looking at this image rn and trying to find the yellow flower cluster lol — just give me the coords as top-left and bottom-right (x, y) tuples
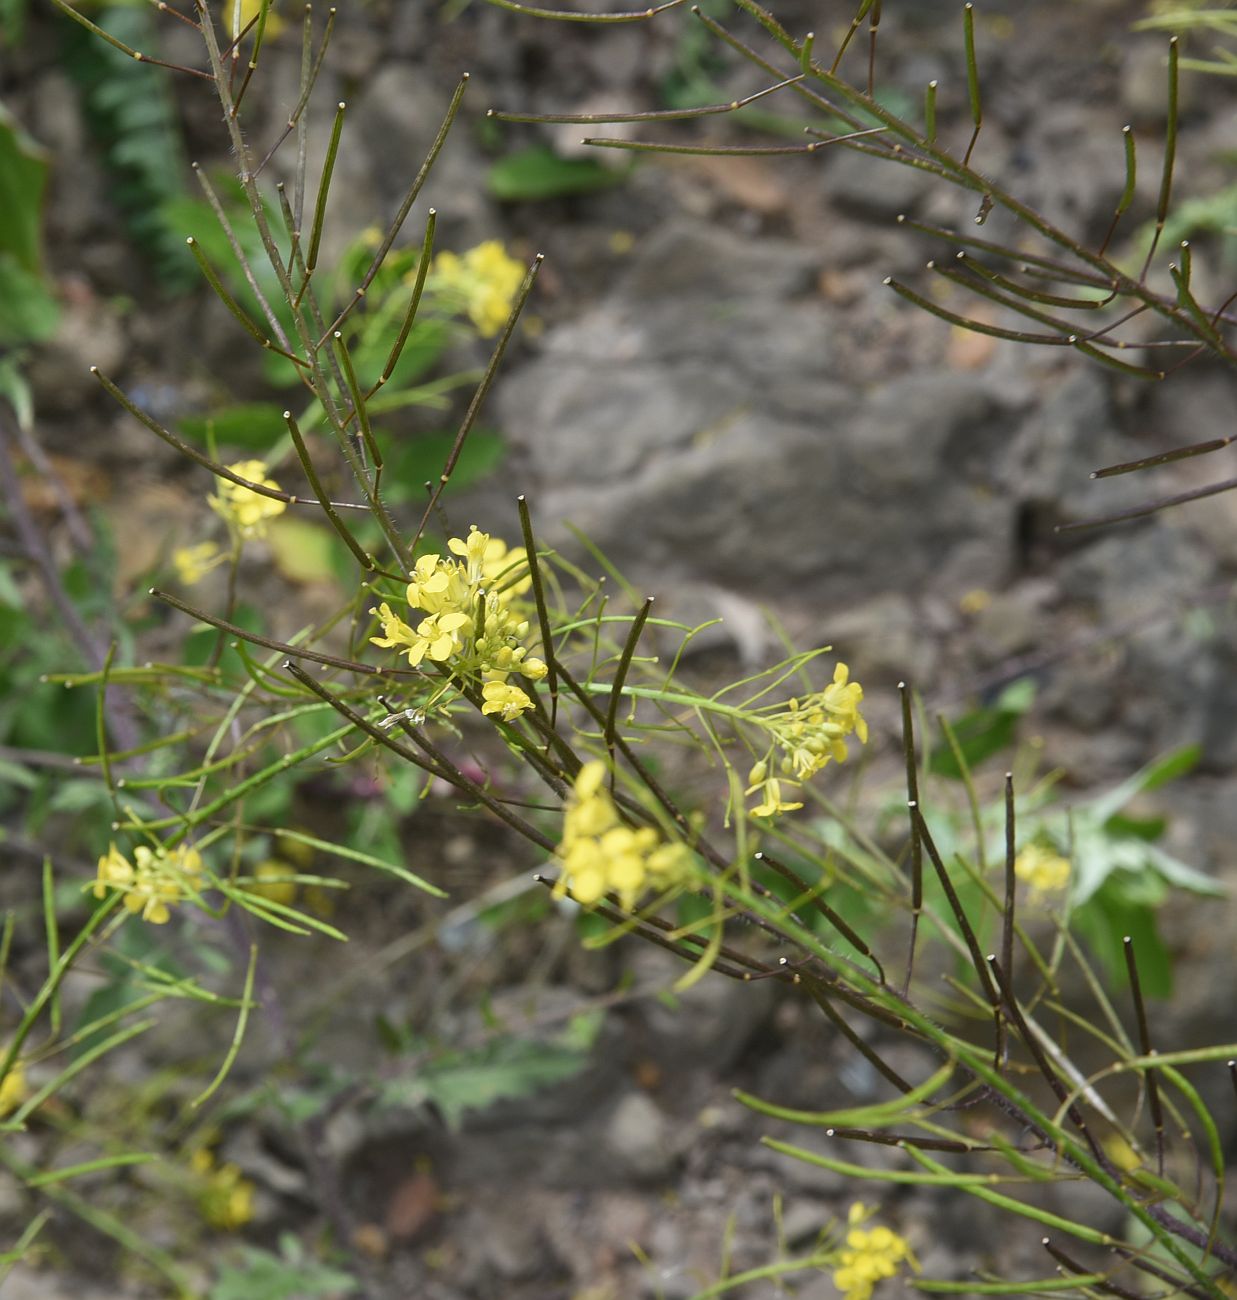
(833, 1204), (916, 1300)
(371, 526), (547, 720)
(172, 540), (225, 586)
(94, 843), (204, 925)
(1014, 843), (1071, 901)
(192, 1147), (256, 1231)
(746, 663), (868, 817)
(432, 240), (525, 338)
(553, 762), (693, 910)
(209, 460), (287, 540)
(0, 1056), (27, 1119)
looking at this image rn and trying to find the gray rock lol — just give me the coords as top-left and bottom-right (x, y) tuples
(1049, 524), (1217, 752)
(1005, 369), (1144, 524)
(630, 946), (776, 1075)
(823, 144), (939, 220)
(336, 63), (497, 253)
(477, 1205), (550, 1281)
(603, 1091), (679, 1182)
(1122, 38), (1206, 125)
(780, 1198), (833, 1247)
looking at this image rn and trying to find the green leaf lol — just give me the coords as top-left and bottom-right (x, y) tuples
(1103, 812), (1166, 842)
(209, 1237), (358, 1300)
(0, 759), (37, 792)
(1140, 843), (1226, 897)
(488, 145), (628, 202)
(178, 403), (289, 452)
(0, 0), (29, 47)
(928, 679), (1036, 779)
(382, 429), (505, 503)
(0, 254), (59, 345)
(46, 779), (113, 815)
(0, 353), (34, 430)
(265, 516), (338, 586)
(1135, 743), (1201, 794)
(378, 1021), (601, 1131)
(1072, 878), (1173, 998)
(0, 104), (49, 274)
(1086, 745), (1202, 835)
(355, 318), (451, 391)
(0, 560), (24, 611)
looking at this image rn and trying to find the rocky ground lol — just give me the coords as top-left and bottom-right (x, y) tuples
(5, 0), (1237, 1296)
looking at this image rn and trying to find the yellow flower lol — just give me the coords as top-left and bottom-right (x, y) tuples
(370, 601), (420, 656)
(94, 843), (136, 898)
(0, 1056), (28, 1119)
(172, 541), (224, 585)
(832, 1204), (916, 1300)
(745, 762), (803, 818)
(553, 761), (692, 910)
(371, 527), (546, 711)
(226, 0), (285, 39)
(371, 603), (469, 668)
(208, 460), (287, 540)
(481, 679), (534, 722)
(1014, 843), (1071, 901)
(448, 525), (532, 599)
(93, 843), (204, 925)
(246, 860), (298, 906)
(412, 611), (471, 666)
(193, 1146), (256, 1231)
(433, 241), (526, 338)
(820, 662), (868, 745)
(406, 552), (471, 617)
(750, 663), (869, 803)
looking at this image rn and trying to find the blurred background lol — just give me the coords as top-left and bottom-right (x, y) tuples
(3, 1), (1237, 1296)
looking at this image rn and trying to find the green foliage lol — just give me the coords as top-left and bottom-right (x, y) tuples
(1137, 5), (1237, 75)
(209, 1235), (359, 1300)
(57, 4), (193, 290)
(487, 144), (630, 201)
(0, 0), (29, 47)
(0, 105), (59, 347)
(377, 1009), (604, 1131)
(1131, 181), (1237, 267)
(928, 678), (1037, 779)
(1053, 745), (1218, 995)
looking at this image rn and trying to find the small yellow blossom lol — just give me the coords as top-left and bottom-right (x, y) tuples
(448, 524), (533, 599)
(412, 611), (471, 665)
(481, 679), (534, 722)
(370, 603), (469, 668)
(746, 763), (804, 818)
(820, 663), (868, 743)
(192, 1147), (256, 1231)
(433, 241), (526, 338)
(226, 0), (285, 39)
(246, 860), (298, 906)
(959, 588), (992, 614)
(405, 551), (469, 616)
(0, 1056), (28, 1119)
(1014, 843), (1071, 901)
(208, 460), (287, 540)
(833, 1203), (917, 1300)
(172, 541), (225, 586)
(93, 842), (205, 925)
(370, 601), (420, 657)
(553, 761), (692, 910)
